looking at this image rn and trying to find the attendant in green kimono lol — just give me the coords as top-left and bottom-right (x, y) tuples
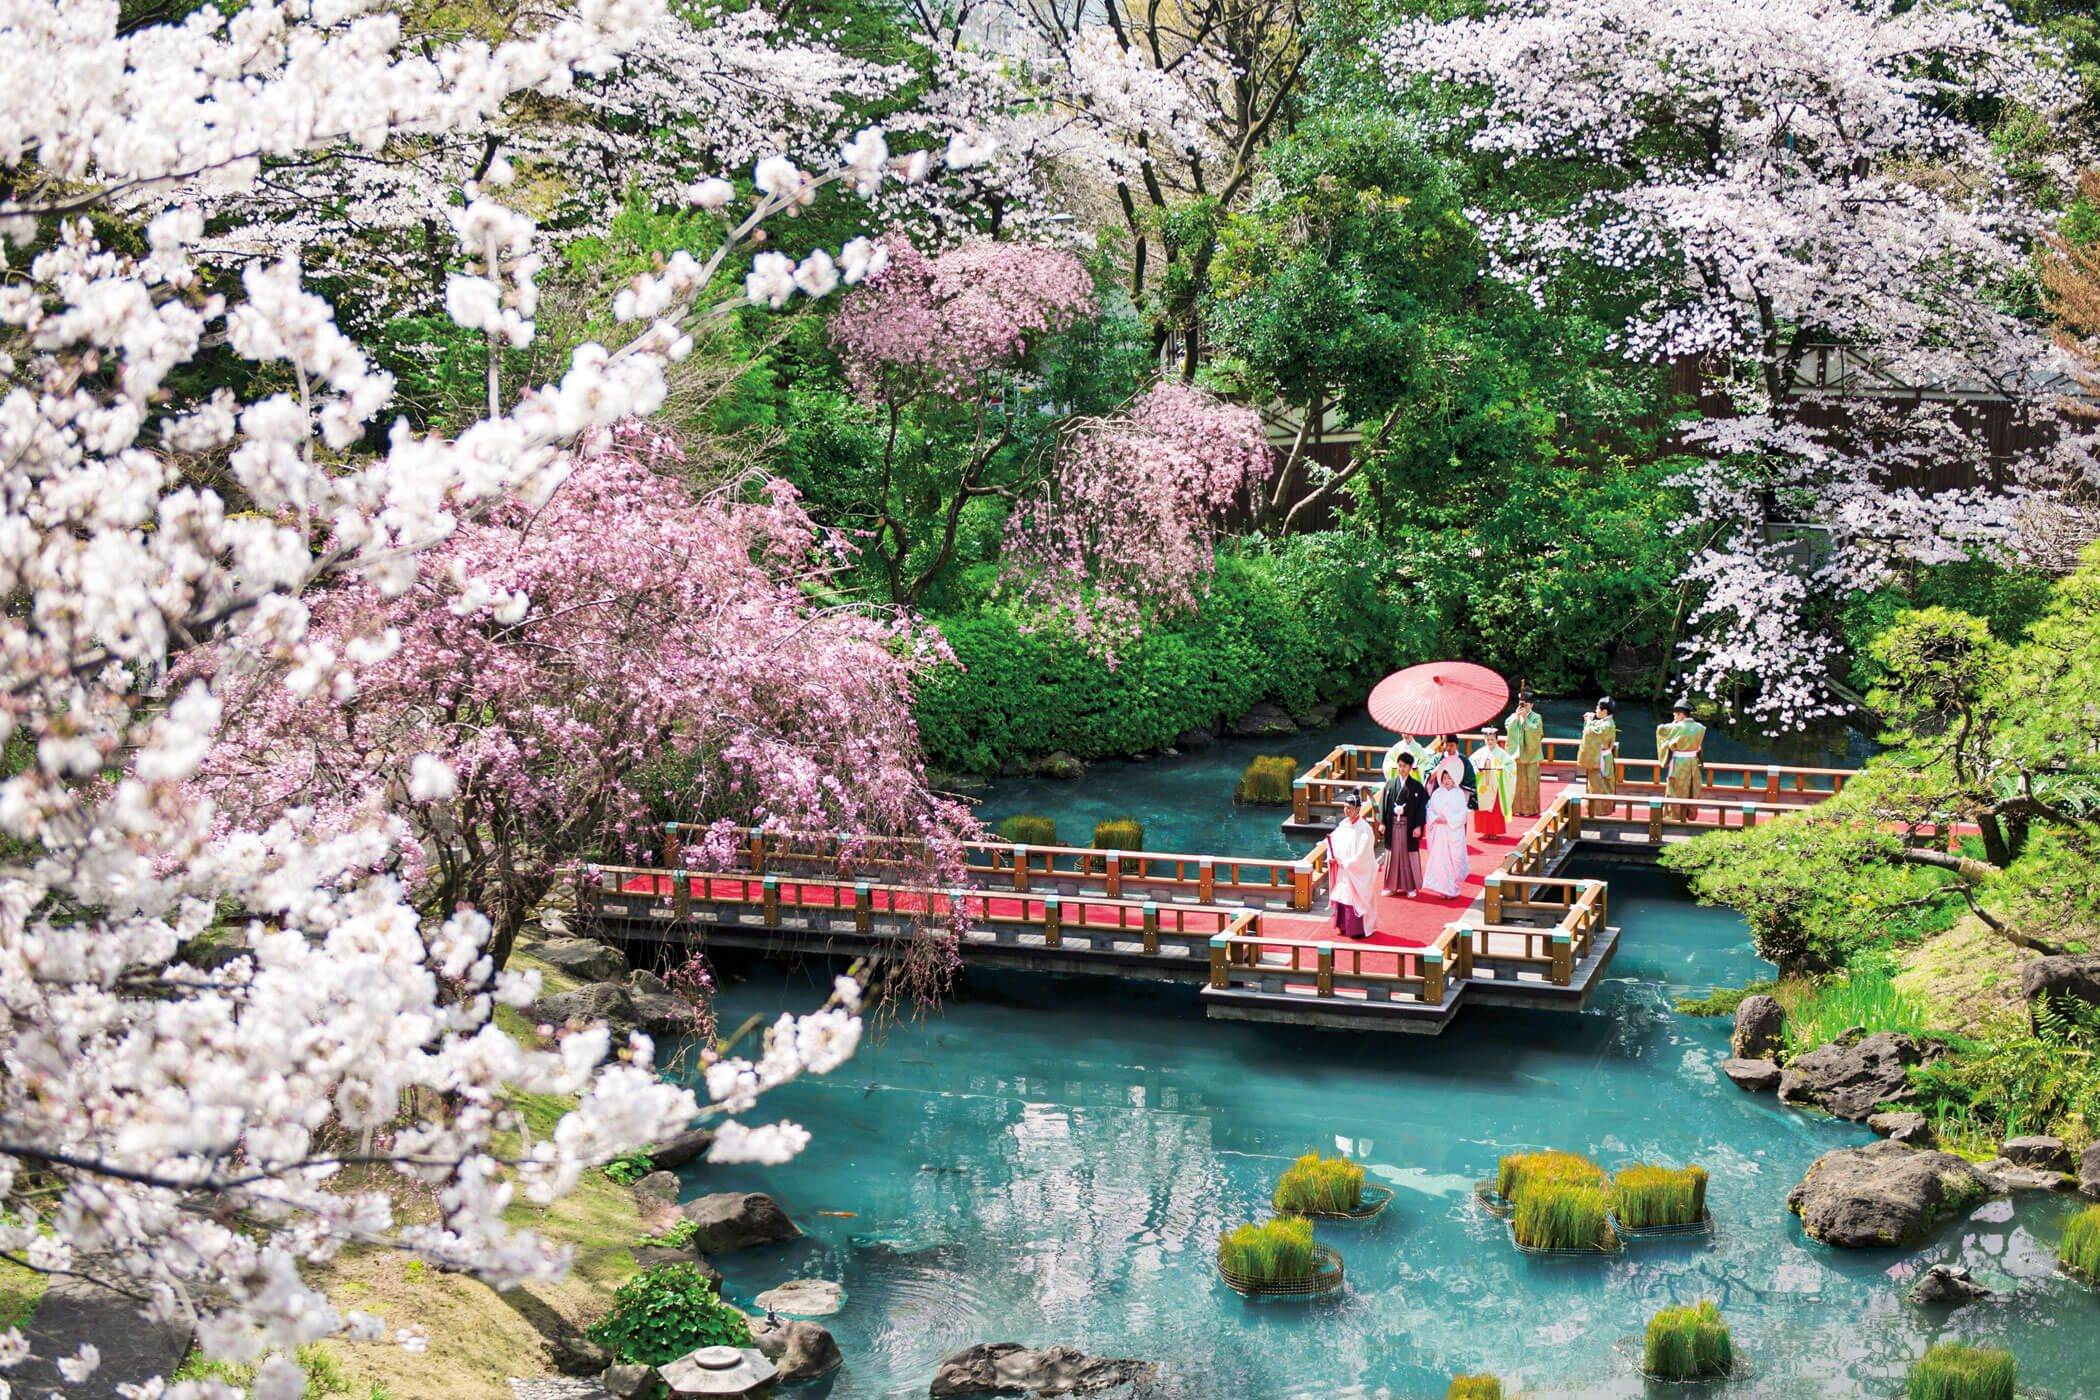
(1576, 697), (1618, 817)
(1507, 691), (1544, 818)
(1471, 726), (1516, 837)
(1656, 698), (1707, 821)
(1382, 734), (1437, 782)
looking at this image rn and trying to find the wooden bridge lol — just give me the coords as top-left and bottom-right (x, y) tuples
(576, 740), (1866, 1035)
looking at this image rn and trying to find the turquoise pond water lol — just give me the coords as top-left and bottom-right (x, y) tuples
(678, 712), (2096, 1399)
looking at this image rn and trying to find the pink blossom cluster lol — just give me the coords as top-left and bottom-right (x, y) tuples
(1001, 383), (1271, 657)
(829, 233), (1097, 403)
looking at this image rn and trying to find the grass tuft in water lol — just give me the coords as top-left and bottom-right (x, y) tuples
(1497, 1150), (1604, 1203)
(1272, 1152), (1364, 1215)
(1784, 970), (1931, 1057)
(1612, 1162), (1708, 1227)
(1643, 1299), (1734, 1381)
(1443, 1377), (1504, 1400)
(1512, 1181), (1613, 1251)
(998, 814), (1059, 846)
(1092, 818), (1144, 852)
(2061, 1204), (2100, 1281)
(1235, 755), (1299, 804)
(1216, 1216), (1317, 1283)
(1905, 1341), (2016, 1400)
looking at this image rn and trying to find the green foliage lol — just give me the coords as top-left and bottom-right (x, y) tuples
(1905, 1342), (2017, 1400)
(602, 1151), (654, 1185)
(1272, 1152), (1366, 1215)
(1673, 981), (1782, 1017)
(1443, 1378), (1504, 1400)
(2060, 1205), (2100, 1281)
(998, 814), (1060, 847)
(1215, 1216), (1318, 1283)
(1236, 756), (1300, 805)
(175, 1344), (351, 1395)
(1092, 819), (1144, 852)
(1643, 1300), (1734, 1382)
(1496, 1151), (1604, 1203)
(636, 1218), (699, 1250)
(1908, 999), (2100, 1144)
(1512, 1181), (1613, 1251)
(916, 558), (1322, 772)
(1841, 558), (2056, 693)
(1784, 971), (1932, 1059)
(585, 1263), (751, 1366)
(1256, 531), (1446, 700)
(1611, 1164), (1708, 1228)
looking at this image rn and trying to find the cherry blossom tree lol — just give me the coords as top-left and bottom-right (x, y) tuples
(828, 232), (1097, 603)
(1382, 0), (2093, 728)
(1000, 382), (1271, 655)
(0, 0), (1003, 1388)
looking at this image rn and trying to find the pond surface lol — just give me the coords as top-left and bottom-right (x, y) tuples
(684, 713), (2092, 1400)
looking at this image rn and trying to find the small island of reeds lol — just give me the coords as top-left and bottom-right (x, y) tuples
(1611, 1162), (1710, 1235)
(1271, 1152), (1394, 1223)
(1491, 1151), (1619, 1253)
(998, 814), (1059, 846)
(1235, 755), (1298, 804)
(1642, 1299), (1735, 1383)
(1444, 1376), (1505, 1400)
(2060, 1203), (2100, 1284)
(1215, 1216), (1344, 1298)
(1906, 1341), (2016, 1400)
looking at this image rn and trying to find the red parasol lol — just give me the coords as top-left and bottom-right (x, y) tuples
(1367, 662), (1510, 737)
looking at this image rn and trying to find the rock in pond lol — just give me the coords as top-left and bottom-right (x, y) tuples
(1908, 1263), (1993, 1307)
(1731, 994), (1786, 1061)
(754, 1279), (843, 1317)
(1984, 1160), (2072, 1191)
(646, 1127), (718, 1172)
(929, 1343), (1156, 1398)
(2020, 953), (2100, 1024)
(1231, 703), (1297, 738)
(1787, 1139), (1999, 1248)
(1033, 751), (1085, 780)
(1721, 1057), (1782, 1092)
(633, 1170), (682, 1205)
(1175, 728), (1214, 752)
(679, 1193), (800, 1252)
(537, 937), (629, 983)
(2083, 1142), (2100, 1200)
(2000, 1135), (2072, 1171)
(1292, 702), (1338, 732)
(602, 1362), (660, 1400)
(752, 1316), (843, 1382)
(535, 982), (636, 1030)
(1868, 1111), (1935, 1146)
(1777, 1031), (1922, 1120)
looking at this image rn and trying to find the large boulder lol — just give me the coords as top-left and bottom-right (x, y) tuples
(929, 1343), (1157, 1398)
(679, 1193), (800, 1252)
(647, 1127), (717, 1172)
(629, 988), (695, 1038)
(1231, 703), (1297, 738)
(1034, 751), (1085, 781)
(1984, 1160), (2071, 1191)
(1868, 1112), (1935, 1147)
(754, 1279), (843, 1317)
(1720, 1058), (1782, 1093)
(2020, 953), (2100, 1025)
(535, 981), (637, 1030)
(1907, 1263), (1992, 1307)
(2083, 1142), (2100, 1200)
(537, 937), (629, 983)
(2000, 1136), (2071, 1172)
(1731, 995), (1786, 1061)
(1292, 703), (1338, 733)
(1787, 1139), (1999, 1247)
(601, 1362), (661, 1400)
(632, 1171), (682, 1205)
(1777, 1031), (1922, 1120)
(1175, 728), (1214, 753)
(751, 1317), (843, 1382)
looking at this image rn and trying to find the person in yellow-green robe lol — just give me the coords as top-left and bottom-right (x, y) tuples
(1507, 692), (1544, 818)
(1471, 727), (1516, 838)
(1577, 697), (1618, 817)
(1382, 734), (1436, 783)
(1656, 698), (1707, 821)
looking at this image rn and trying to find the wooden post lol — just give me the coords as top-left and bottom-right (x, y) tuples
(1424, 949), (1445, 1004)
(1044, 895), (1062, 948)
(1550, 931), (1573, 984)
(1198, 857), (1214, 904)
(1105, 851), (1122, 899)
(1142, 901), (1159, 954)
(747, 824), (765, 874)
(1647, 802), (1663, 842)
(1590, 879), (1606, 934)
(762, 875), (779, 927)
(673, 868), (691, 921)
(662, 820), (680, 868)
(853, 881), (871, 936)
(1483, 872), (1502, 925)
(1293, 858), (1312, 912)
(1316, 942), (1333, 997)
(1765, 764), (1781, 802)
(1292, 779), (1309, 824)
(1740, 803), (1757, 830)
(1209, 934), (1228, 989)
(1450, 925), (1473, 980)
(1012, 844), (1029, 893)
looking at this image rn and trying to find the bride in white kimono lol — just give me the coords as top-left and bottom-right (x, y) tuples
(1421, 771), (1472, 898)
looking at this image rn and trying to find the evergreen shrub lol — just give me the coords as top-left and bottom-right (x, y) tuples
(1216, 1216), (1318, 1283)
(1905, 1342), (2016, 1400)
(1612, 1163), (1708, 1227)
(1273, 1152), (1365, 1215)
(585, 1263), (750, 1366)
(1443, 1377), (1504, 1400)
(1092, 818), (1144, 852)
(998, 814), (1059, 846)
(1512, 1181), (1613, 1251)
(2061, 1204), (2100, 1281)
(1237, 756), (1299, 804)
(1643, 1300), (1733, 1381)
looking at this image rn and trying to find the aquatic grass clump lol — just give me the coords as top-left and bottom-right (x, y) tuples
(2060, 1204), (2100, 1281)
(1784, 970), (1931, 1057)
(998, 814), (1059, 846)
(1092, 818), (1144, 852)
(1273, 1152), (1365, 1215)
(1905, 1341), (2016, 1400)
(1496, 1150), (1604, 1203)
(1642, 1299), (1733, 1382)
(1236, 755), (1298, 804)
(1216, 1216), (1317, 1283)
(1443, 1377), (1504, 1400)
(1612, 1163), (1709, 1228)
(1512, 1181), (1613, 1251)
